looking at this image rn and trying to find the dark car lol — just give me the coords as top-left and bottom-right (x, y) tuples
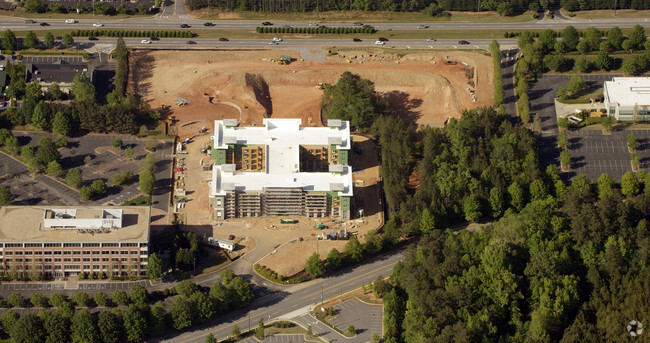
(353, 22), (363, 26)
(24, 19), (35, 24)
(88, 36), (98, 41)
(363, 24), (372, 28)
(458, 40), (470, 45)
(262, 21), (273, 26)
(218, 37), (229, 42)
(378, 37), (388, 41)
(186, 40), (196, 44)
(203, 22), (214, 26)
(40, 22), (49, 26)
(352, 38), (362, 42)
(150, 36), (160, 41)
(180, 24), (190, 28)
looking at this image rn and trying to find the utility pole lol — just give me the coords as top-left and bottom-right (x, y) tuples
(614, 0), (618, 16)
(248, 313), (251, 333)
(321, 285), (323, 305)
(477, 0), (481, 16)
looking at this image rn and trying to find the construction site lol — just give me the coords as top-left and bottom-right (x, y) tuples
(130, 47), (491, 276)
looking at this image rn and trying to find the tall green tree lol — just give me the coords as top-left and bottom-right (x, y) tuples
(305, 252), (324, 277)
(628, 24), (647, 50)
(344, 236), (364, 263)
(607, 26), (624, 50)
(2, 30), (17, 51)
(621, 172), (639, 196)
(44, 312), (70, 343)
(11, 314), (46, 343)
(97, 311), (123, 343)
(139, 169), (155, 194)
(0, 186), (14, 205)
(24, 31), (39, 49)
(71, 310), (98, 343)
(146, 252), (163, 279)
(123, 304), (148, 342)
(70, 74), (95, 103)
(44, 32), (54, 49)
(562, 26), (579, 51)
(169, 297), (193, 330)
(52, 111), (71, 136)
(62, 33), (74, 48)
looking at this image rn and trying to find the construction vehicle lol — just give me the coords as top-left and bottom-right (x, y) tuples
(276, 56), (291, 65)
(315, 82), (324, 90)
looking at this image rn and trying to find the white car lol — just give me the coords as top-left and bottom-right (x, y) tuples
(272, 37), (283, 42)
(141, 39), (152, 44)
(374, 41), (385, 45)
(65, 19), (76, 24)
(93, 23), (103, 27)
(308, 23), (319, 27)
(426, 38), (436, 42)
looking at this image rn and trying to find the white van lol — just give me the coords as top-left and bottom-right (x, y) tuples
(65, 19), (76, 24)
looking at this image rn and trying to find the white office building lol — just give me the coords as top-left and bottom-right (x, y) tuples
(603, 77), (650, 121)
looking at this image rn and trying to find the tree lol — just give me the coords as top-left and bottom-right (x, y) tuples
(125, 146), (134, 159)
(37, 137), (60, 166)
(348, 324), (356, 335)
(146, 252), (163, 279)
(577, 40), (591, 54)
(48, 294), (68, 308)
(44, 32), (54, 49)
(326, 248), (342, 270)
(255, 318), (265, 340)
(627, 133), (639, 151)
(129, 284), (148, 305)
(596, 173), (614, 199)
(554, 40), (567, 54)
(46, 160), (63, 177)
(169, 297), (193, 330)
(71, 310), (98, 343)
(557, 131), (569, 149)
(190, 291), (216, 323)
(566, 74), (586, 97)
(62, 33), (74, 48)
(538, 29), (557, 52)
(621, 172), (640, 196)
(0, 186), (14, 205)
(518, 31), (534, 48)
(93, 292), (109, 307)
(230, 326), (241, 340)
(219, 268), (235, 285)
(601, 116), (614, 132)
(123, 304), (148, 342)
(419, 207), (436, 234)
(112, 290), (129, 306)
(79, 186), (93, 201)
(560, 150), (571, 170)
(562, 26), (579, 51)
(575, 58), (591, 73)
(2, 30), (17, 51)
(49, 82), (62, 100)
(8, 292), (24, 307)
(1, 310), (20, 334)
(148, 302), (166, 337)
(31, 293), (49, 308)
(24, 0), (44, 12)
(52, 111), (71, 136)
(344, 236), (364, 263)
(24, 31), (39, 49)
(463, 193), (482, 222)
(206, 333), (217, 343)
(607, 26), (624, 50)
(72, 292), (90, 307)
(112, 170), (134, 186)
(628, 24), (647, 50)
(90, 179), (107, 196)
(507, 182), (525, 211)
(139, 169), (155, 194)
(305, 252), (324, 277)
(71, 74), (95, 103)
(44, 312), (71, 343)
(97, 311), (123, 343)
(66, 168), (83, 188)
(321, 71), (389, 130)
(111, 139), (123, 148)
(596, 51), (613, 71)
(5, 135), (20, 154)
(11, 313), (46, 343)
(228, 276), (253, 308)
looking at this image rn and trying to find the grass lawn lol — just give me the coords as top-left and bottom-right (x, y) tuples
(557, 87), (603, 104)
(122, 195), (152, 206)
(560, 8), (650, 19)
(194, 9), (536, 23)
(197, 250), (229, 274)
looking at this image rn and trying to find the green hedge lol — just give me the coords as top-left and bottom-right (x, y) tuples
(253, 264), (308, 284)
(489, 40), (504, 108)
(71, 30), (194, 38)
(255, 26), (376, 34)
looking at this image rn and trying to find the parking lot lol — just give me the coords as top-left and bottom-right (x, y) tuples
(241, 334), (305, 343)
(12, 132), (172, 210)
(0, 283), (65, 291)
(328, 298), (383, 341)
(567, 129), (650, 181)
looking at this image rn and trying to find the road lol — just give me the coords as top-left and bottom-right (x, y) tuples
(160, 250), (403, 343)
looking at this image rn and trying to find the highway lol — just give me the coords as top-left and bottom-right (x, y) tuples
(160, 250), (404, 343)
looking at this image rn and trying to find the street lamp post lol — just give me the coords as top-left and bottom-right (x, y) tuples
(320, 285), (323, 305)
(248, 313), (250, 333)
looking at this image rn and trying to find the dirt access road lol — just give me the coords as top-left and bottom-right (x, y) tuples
(129, 48), (493, 135)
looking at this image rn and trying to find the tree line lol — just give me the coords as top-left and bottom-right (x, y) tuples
(0, 275), (254, 342)
(185, 0), (647, 13)
(21, 0), (158, 15)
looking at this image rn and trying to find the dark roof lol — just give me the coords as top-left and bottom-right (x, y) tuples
(0, 71), (6, 88)
(25, 61), (94, 84)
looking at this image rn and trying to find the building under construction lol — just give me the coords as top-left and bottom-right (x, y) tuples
(209, 118), (353, 220)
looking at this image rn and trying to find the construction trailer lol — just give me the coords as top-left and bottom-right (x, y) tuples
(207, 237), (236, 251)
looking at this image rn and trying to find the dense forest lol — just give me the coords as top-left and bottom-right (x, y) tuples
(375, 108), (650, 342)
(185, 0), (648, 13)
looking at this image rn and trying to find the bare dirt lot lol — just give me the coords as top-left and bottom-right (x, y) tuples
(129, 48), (493, 136)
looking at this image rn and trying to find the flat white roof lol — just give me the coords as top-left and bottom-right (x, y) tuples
(604, 77), (650, 106)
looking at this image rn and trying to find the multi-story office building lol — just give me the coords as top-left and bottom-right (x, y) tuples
(209, 118), (354, 220)
(604, 77), (650, 121)
(0, 206), (151, 278)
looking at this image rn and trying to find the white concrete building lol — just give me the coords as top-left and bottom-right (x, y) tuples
(603, 77), (650, 121)
(209, 119), (353, 220)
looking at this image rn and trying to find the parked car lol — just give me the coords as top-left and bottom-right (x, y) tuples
(375, 41), (385, 45)
(203, 22), (214, 26)
(141, 39), (152, 44)
(93, 23), (103, 27)
(426, 38), (436, 42)
(65, 19), (76, 24)
(88, 36), (98, 41)
(458, 40), (470, 44)
(272, 37), (283, 42)
(352, 38), (362, 42)
(218, 37), (229, 42)
(0, 102), (5, 107)
(180, 24), (190, 28)
(262, 21), (273, 26)
(353, 22), (363, 26)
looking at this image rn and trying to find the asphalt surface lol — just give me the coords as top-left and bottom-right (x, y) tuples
(160, 250), (403, 343)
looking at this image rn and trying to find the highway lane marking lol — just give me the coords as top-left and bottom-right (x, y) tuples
(297, 259), (399, 301)
(178, 310), (267, 343)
